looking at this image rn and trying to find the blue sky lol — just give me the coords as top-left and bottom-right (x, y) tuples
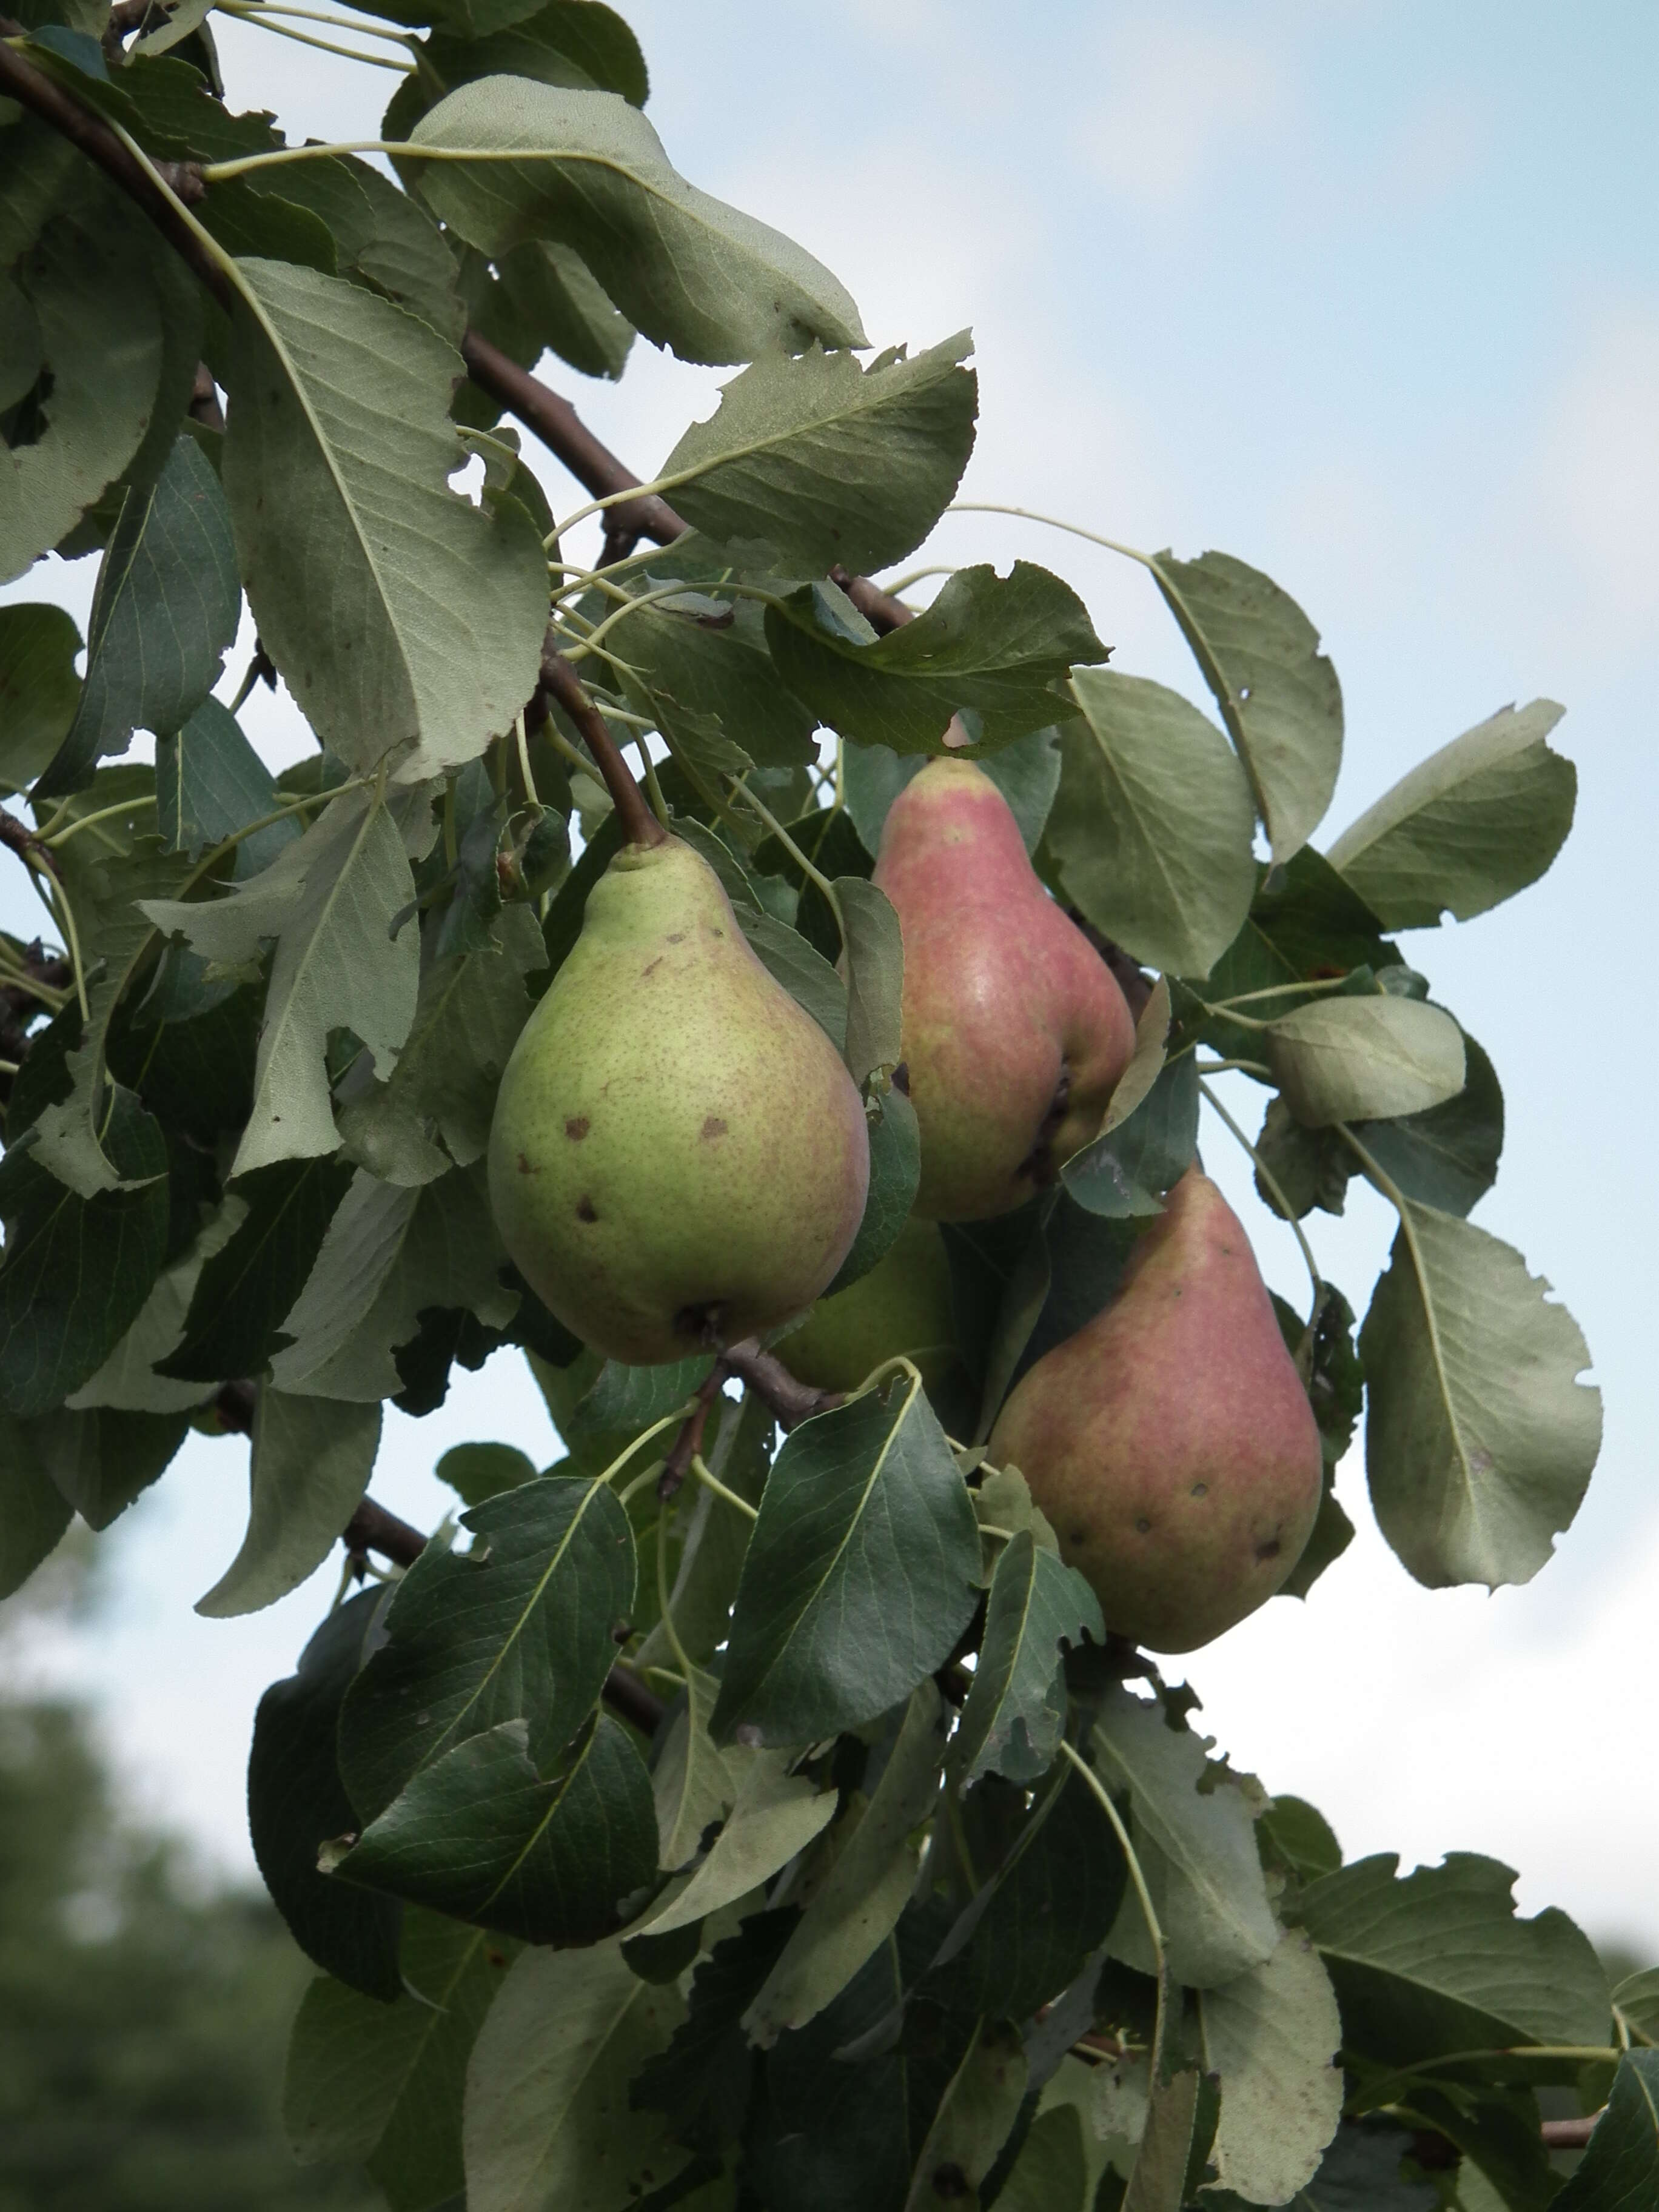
(4, 4), (1656, 1948)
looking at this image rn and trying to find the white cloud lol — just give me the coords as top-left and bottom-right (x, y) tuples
(1078, 19), (1290, 211)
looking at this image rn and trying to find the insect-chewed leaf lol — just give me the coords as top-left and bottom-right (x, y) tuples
(1326, 700), (1577, 930)
(195, 1385), (381, 1618)
(247, 1587), (402, 1999)
(1197, 1931), (1342, 2207)
(339, 1472), (635, 1824)
(712, 1373), (982, 1748)
(1151, 548), (1343, 863)
(1550, 2049), (1659, 2212)
(221, 258), (547, 783)
(407, 78), (865, 364)
(1265, 996), (1466, 1127)
(951, 1532), (1103, 1788)
(0, 602), (82, 790)
(1091, 1687), (1278, 1989)
(743, 1683), (947, 2047)
(764, 563), (1107, 756)
(334, 1714), (658, 1947)
(1294, 1851), (1610, 2065)
(463, 1945), (689, 2212)
(284, 1908), (515, 2197)
(1050, 669), (1256, 979)
(37, 434), (239, 797)
(1360, 1202), (1601, 1589)
(657, 335), (976, 571)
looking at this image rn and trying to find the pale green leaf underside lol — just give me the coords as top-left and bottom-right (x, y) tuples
(196, 1387), (381, 1617)
(1266, 996), (1466, 1127)
(1198, 1931), (1343, 2206)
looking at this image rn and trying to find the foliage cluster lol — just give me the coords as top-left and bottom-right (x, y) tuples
(0, 5), (1653, 2208)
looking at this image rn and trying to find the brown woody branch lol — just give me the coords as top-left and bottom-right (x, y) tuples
(0, 33), (228, 310)
(539, 642), (666, 848)
(1540, 2114), (1602, 2151)
(340, 1491), (667, 1735)
(718, 1336), (843, 1429)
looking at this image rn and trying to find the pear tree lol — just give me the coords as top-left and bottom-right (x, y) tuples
(1, 10), (1651, 2211)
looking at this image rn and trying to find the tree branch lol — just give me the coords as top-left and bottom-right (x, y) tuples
(539, 641), (666, 848)
(0, 33), (229, 310)
(340, 1492), (668, 1736)
(660, 1359), (728, 1501)
(1540, 2114), (1601, 2151)
(717, 1336), (843, 1429)
(460, 329), (687, 563)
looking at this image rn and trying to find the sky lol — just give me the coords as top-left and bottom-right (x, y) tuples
(4, 2), (1657, 1954)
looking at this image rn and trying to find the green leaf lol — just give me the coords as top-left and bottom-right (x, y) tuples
(1091, 1689), (1278, 1988)
(158, 1154), (354, 1383)
(1123, 2068), (1205, 2212)
(632, 1392), (771, 1675)
(902, 2022), (1028, 2211)
(407, 78), (865, 364)
(196, 1385), (381, 1618)
(1258, 1795), (1344, 1885)
(27, 1401), (187, 1531)
(1349, 1031), (1504, 1218)
(657, 334), (976, 571)
(838, 876), (904, 1091)
(284, 1911), (514, 2203)
(436, 1441), (537, 1507)
(565, 1351), (706, 1442)
(0, 1084), (169, 1416)
(1195, 848), (1398, 1062)
(1613, 1968), (1659, 2042)
(461, 1943), (689, 2212)
(1296, 1851), (1610, 2065)
(0, 1413), (73, 1595)
(951, 1532), (1103, 1788)
(0, 602), (81, 790)
(822, 1086), (920, 1297)
(742, 908), (848, 1048)
(764, 565), (1108, 756)
(1289, 2123), (1437, 2211)
(1552, 2051), (1659, 2212)
(334, 1712), (659, 1945)
(743, 1683), (947, 2046)
(1359, 1202), (1601, 1588)
(993, 2106), (1090, 2212)
(649, 1662), (731, 1875)
(1326, 701), (1577, 929)
(1266, 996), (1466, 1127)
(1062, 1050), (1199, 1220)
(37, 434), (239, 797)
(221, 258), (547, 782)
(712, 1372), (982, 1748)
(65, 1188), (244, 1412)
(1151, 549), (1344, 863)
(0, 183), (164, 581)
(248, 1587), (403, 2000)
(144, 788), (421, 1179)
(639, 1736), (838, 1937)
(468, 235), (635, 383)
(1198, 1930), (1342, 2205)
(155, 695), (293, 870)
(1049, 670), (1256, 977)
(339, 903), (547, 1187)
(340, 1472), (634, 1823)
(617, 594), (818, 772)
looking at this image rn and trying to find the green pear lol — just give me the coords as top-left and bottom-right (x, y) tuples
(873, 759), (1136, 1220)
(487, 836), (870, 1366)
(779, 1216), (961, 1394)
(988, 1171), (1323, 1652)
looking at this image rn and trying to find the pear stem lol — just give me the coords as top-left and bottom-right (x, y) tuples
(540, 643), (666, 849)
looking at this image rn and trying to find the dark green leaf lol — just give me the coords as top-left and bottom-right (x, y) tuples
(822, 1087), (920, 1298)
(712, 1371), (981, 1747)
(618, 597), (819, 771)
(463, 235), (635, 385)
(248, 1588), (403, 1999)
(196, 1387), (381, 1618)
(743, 909), (848, 1048)
(839, 877), (904, 1090)
(334, 1712), (658, 1945)
(34, 1403), (188, 1527)
(1258, 1795), (1344, 1885)
(1552, 2050), (1659, 2212)
(1289, 2123), (1436, 2211)
(38, 434), (239, 797)
(1253, 1097), (1352, 1221)
(379, 0), (648, 114)
(158, 1153), (352, 1383)
(154, 695), (294, 873)
(952, 1532), (1104, 1787)
(1062, 1052), (1198, 1219)
(566, 1353), (708, 1442)
(340, 1473), (635, 1823)
(765, 565), (1107, 756)
(0, 1084), (169, 1416)
(435, 1441), (537, 1507)
(0, 602), (81, 790)
(634, 1908), (797, 2137)
(1193, 848), (1397, 1060)
(0, 1411), (73, 1595)
(1350, 1031), (1503, 1218)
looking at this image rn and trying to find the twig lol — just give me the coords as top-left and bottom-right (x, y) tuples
(0, 36), (227, 309)
(339, 1492), (669, 1735)
(460, 330), (688, 563)
(538, 642), (666, 849)
(717, 1336), (843, 1429)
(660, 1359), (729, 1501)
(1541, 2114), (1602, 2150)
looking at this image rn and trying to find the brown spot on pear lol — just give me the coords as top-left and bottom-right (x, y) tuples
(988, 1171), (1323, 1652)
(873, 759), (1136, 1219)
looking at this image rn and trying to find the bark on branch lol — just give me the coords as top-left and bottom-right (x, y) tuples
(539, 641), (666, 848)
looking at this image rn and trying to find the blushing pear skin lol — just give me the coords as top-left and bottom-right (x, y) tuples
(873, 759), (1136, 1220)
(488, 837), (870, 1366)
(780, 1216), (960, 1395)
(988, 1171), (1323, 1653)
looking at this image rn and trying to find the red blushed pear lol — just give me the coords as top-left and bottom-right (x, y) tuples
(872, 758), (1135, 1220)
(988, 1171), (1324, 1654)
